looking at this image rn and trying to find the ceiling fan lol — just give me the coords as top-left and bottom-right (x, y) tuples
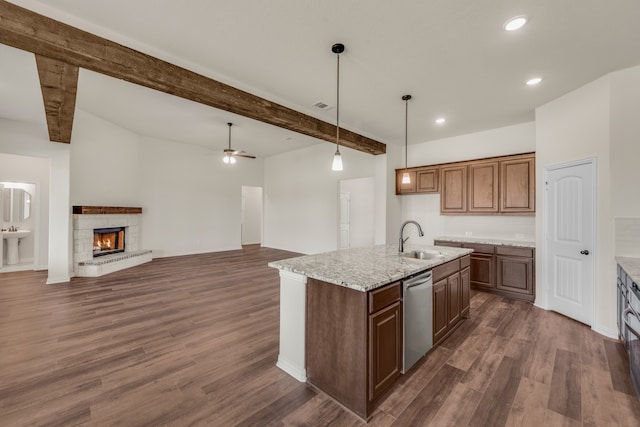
(223, 122), (256, 164)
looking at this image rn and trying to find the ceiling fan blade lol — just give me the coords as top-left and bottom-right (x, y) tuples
(235, 153), (256, 159)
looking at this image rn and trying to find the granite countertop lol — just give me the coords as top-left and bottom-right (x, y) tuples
(435, 236), (536, 248)
(268, 244), (473, 292)
(617, 257), (640, 284)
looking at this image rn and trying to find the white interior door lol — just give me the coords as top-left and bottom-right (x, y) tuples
(545, 159), (596, 325)
(339, 192), (350, 249)
(241, 186), (263, 245)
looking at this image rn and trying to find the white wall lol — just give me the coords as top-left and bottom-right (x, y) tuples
(67, 111), (265, 258)
(535, 75), (614, 335)
(0, 118), (69, 283)
(241, 186), (263, 245)
(70, 110), (140, 205)
(611, 66), (640, 216)
(400, 122), (537, 246)
(263, 143), (377, 254)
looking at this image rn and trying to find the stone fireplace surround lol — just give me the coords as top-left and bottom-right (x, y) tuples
(73, 206), (152, 277)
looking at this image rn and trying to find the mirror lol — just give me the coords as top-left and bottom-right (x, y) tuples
(3, 188), (31, 222)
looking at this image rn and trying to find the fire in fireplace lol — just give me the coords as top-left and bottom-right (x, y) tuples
(93, 227), (125, 257)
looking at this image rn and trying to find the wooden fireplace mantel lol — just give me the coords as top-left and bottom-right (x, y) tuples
(73, 206), (143, 215)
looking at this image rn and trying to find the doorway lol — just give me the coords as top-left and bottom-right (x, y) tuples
(241, 186), (263, 245)
(338, 177), (375, 249)
(544, 158), (596, 325)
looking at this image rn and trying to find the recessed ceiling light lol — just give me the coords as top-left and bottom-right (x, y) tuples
(504, 16), (527, 31)
(526, 77), (543, 86)
(435, 117), (446, 125)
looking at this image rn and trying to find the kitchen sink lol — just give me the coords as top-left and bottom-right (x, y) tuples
(400, 250), (444, 260)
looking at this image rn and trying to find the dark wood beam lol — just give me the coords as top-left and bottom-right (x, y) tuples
(0, 1), (386, 155)
(34, 55), (78, 143)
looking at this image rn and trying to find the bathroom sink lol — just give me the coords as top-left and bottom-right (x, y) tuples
(2, 230), (31, 265)
(3, 230), (31, 239)
(400, 250), (444, 260)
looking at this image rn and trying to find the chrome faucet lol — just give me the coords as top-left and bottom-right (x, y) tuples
(399, 220), (424, 253)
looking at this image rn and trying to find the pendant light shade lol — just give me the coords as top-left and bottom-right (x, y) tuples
(331, 43), (345, 171)
(402, 94), (412, 184)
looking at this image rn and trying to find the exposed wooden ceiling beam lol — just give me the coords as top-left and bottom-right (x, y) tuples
(0, 1), (386, 155)
(35, 55), (78, 143)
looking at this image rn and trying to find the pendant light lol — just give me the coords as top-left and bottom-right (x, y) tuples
(223, 122), (236, 164)
(401, 94), (412, 184)
(331, 43), (345, 171)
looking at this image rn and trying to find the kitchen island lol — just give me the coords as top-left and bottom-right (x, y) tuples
(269, 243), (472, 419)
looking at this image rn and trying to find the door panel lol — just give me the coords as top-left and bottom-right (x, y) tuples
(546, 160), (595, 325)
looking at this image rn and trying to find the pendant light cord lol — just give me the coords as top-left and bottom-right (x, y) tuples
(405, 97), (408, 170)
(336, 52), (340, 152)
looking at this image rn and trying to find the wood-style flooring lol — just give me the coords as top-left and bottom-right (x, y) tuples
(0, 245), (639, 426)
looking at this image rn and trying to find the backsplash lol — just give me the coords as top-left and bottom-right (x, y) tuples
(615, 217), (640, 256)
(443, 215), (536, 241)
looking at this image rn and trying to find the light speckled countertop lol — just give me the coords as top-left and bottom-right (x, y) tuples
(617, 257), (640, 284)
(435, 236), (536, 248)
(268, 244), (473, 292)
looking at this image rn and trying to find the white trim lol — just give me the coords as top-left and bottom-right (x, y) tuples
(592, 325), (619, 340)
(542, 157), (597, 326)
(46, 274), (71, 284)
(276, 357), (307, 382)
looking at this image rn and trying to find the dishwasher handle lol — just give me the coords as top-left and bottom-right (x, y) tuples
(404, 270), (433, 289)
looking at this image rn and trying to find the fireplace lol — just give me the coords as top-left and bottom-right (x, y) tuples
(93, 227), (125, 257)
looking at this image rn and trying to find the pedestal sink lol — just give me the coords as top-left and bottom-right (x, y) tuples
(2, 230), (30, 265)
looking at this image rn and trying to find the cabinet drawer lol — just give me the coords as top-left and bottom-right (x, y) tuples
(460, 255), (470, 269)
(369, 282), (401, 314)
(496, 246), (534, 257)
(462, 242), (495, 254)
(433, 259), (460, 282)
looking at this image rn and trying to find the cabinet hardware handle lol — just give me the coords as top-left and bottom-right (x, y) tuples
(580, 250), (590, 255)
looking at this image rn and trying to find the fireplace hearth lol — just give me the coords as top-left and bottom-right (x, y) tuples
(93, 227), (125, 257)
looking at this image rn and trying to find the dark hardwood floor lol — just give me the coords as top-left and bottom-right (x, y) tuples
(0, 245), (639, 426)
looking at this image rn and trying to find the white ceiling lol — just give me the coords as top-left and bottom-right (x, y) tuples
(2, 0), (640, 157)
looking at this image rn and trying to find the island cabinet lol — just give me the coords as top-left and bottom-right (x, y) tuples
(432, 255), (471, 345)
(305, 278), (402, 420)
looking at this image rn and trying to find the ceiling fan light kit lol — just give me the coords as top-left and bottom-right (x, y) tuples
(222, 122), (256, 165)
(331, 43), (345, 171)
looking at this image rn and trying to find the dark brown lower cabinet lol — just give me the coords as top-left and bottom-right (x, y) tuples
(306, 279), (402, 420)
(433, 279), (448, 344)
(497, 255), (534, 296)
(435, 239), (535, 302)
(461, 265), (470, 317)
(369, 301), (402, 401)
(433, 256), (471, 345)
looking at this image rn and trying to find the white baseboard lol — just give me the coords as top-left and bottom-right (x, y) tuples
(592, 324), (619, 340)
(46, 275), (71, 284)
(277, 356), (307, 382)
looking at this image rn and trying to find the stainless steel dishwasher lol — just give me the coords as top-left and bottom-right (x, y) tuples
(402, 269), (433, 374)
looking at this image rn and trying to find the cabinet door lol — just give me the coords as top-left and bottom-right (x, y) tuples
(461, 266), (470, 317)
(468, 161), (499, 213)
(433, 279), (448, 343)
(440, 165), (467, 213)
(396, 170), (417, 194)
(447, 273), (461, 326)
(500, 156), (535, 213)
(417, 168), (439, 193)
(369, 301), (402, 401)
(496, 255), (534, 295)
(470, 253), (495, 289)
